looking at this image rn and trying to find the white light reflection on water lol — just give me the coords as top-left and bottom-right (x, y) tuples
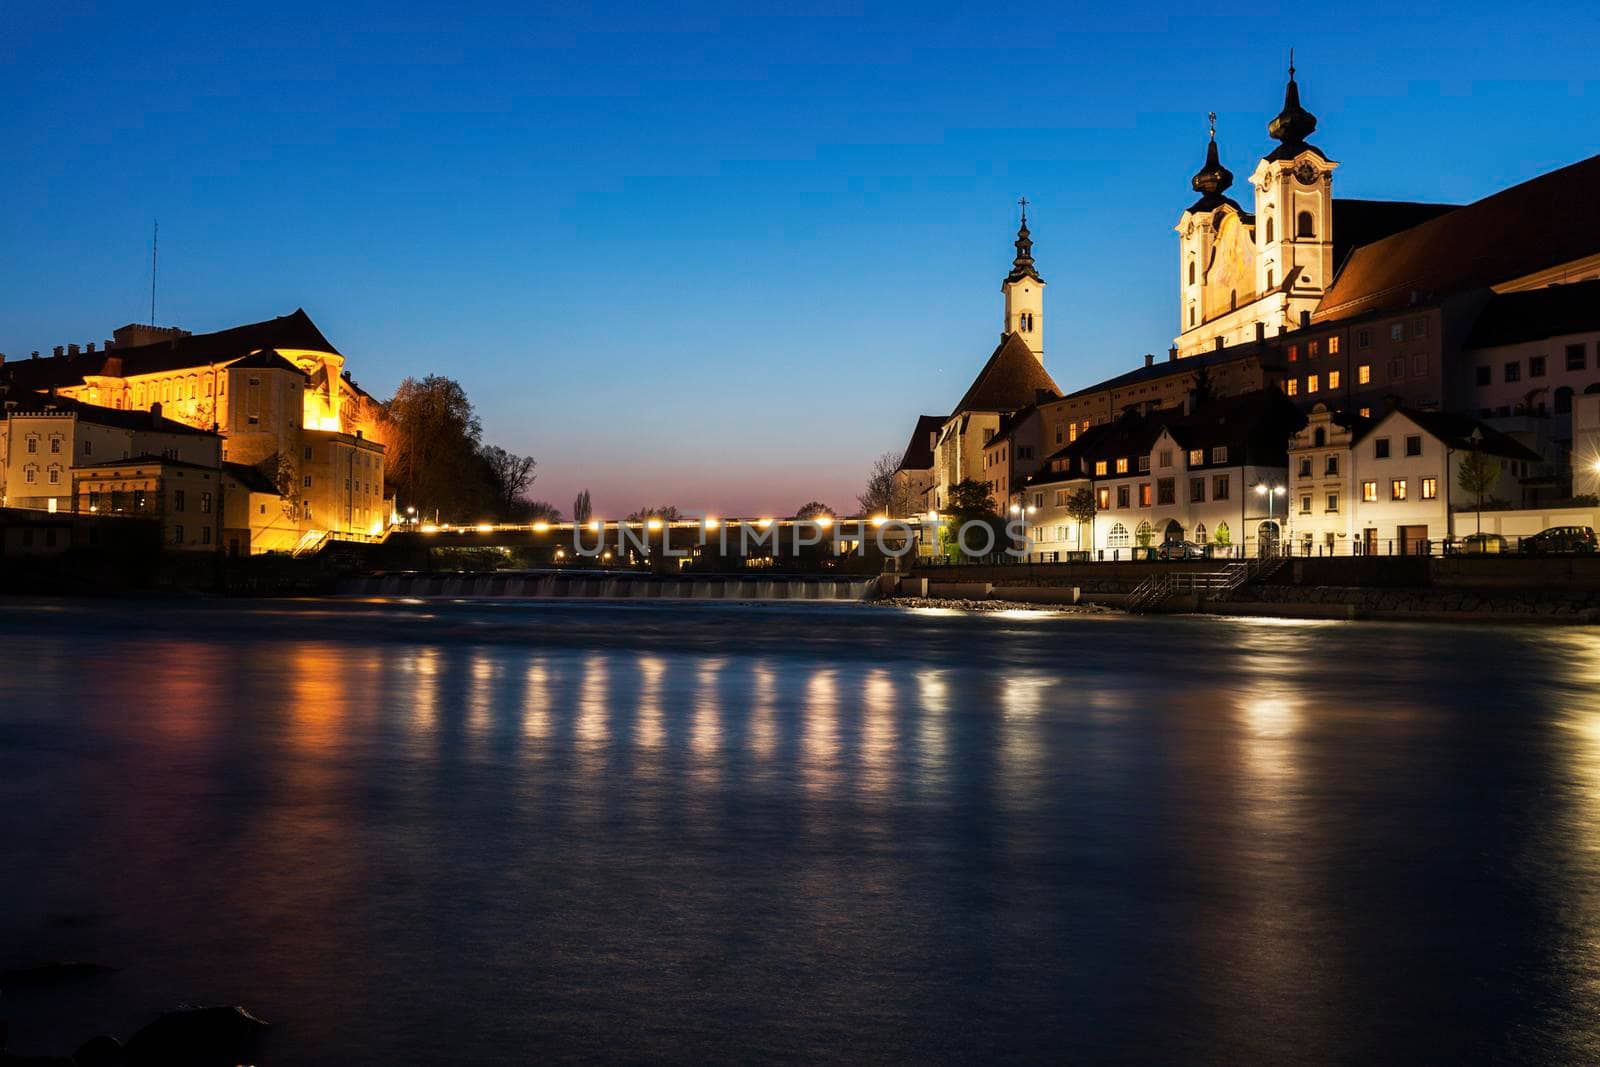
(859, 667), (897, 800)
(802, 669), (840, 795)
(747, 662), (779, 762)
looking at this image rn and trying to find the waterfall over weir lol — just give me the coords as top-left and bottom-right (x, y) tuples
(339, 571), (881, 602)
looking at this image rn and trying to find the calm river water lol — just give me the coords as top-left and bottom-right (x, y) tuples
(2, 598), (1599, 1063)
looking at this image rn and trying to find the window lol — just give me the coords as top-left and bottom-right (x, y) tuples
(1054, 489), (1067, 507)
(1139, 483), (1152, 507)
(1308, 340), (1320, 359)
(1325, 455), (1339, 476)
(1097, 487), (1111, 510)
(23, 465), (36, 484)
(202, 527), (212, 545)
(174, 489), (186, 511)
(1116, 485), (1130, 508)
(1188, 449), (1203, 467)
(1267, 269), (1275, 289)
(1390, 357), (1405, 380)
(83, 439), (92, 456)
(1421, 477), (1438, 500)
(1567, 343), (1588, 371)
(173, 525), (184, 544)
(1115, 457), (1129, 474)
(1266, 218), (1275, 243)
(1296, 210), (1315, 238)
(1298, 457), (1313, 478)
(1326, 493), (1339, 513)
(303, 475), (313, 488)
(1530, 355), (1546, 378)
(1107, 522), (1129, 548)
(1288, 344), (1299, 363)
(1299, 494), (1312, 515)
(1475, 365), (1490, 387)
(1157, 478), (1175, 505)
(1358, 364), (1372, 385)
(1358, 329), (1372, 349)
(1212, 446), (1228, 464)
(1405, 435), (1422, 457)
(201, 491), (213, 514)
(1412, 353), (1427, 377)
(1390, 323), (1405, 342)
(46, 465), (61, 485)
(25, 435), (38, 454)
(1287, 379), (1299, 396)
(1375, 438), (1390, 459)
(304, 445), (313, 459)
(1307, 373), (1320, 394)
(1188, 260), (1195, 284)
(1328, 336), (1341, 355)
(1391, 479), (1408, 501)
(1313, 427), (1327, 447)
(1094, 460), (1107, 476)
(1138, 455), (1151, 473)
(1413, 318), (1428, 339)
(1158, 450), (1172, 468)
(1504, 361), (1521, 383)
(1362, 481), (1378, 502)
(1190, 478), (1206, 503)
(1328, 370), (1341, 390)
(1212, 475), (1229, 501)
(1360, 407), (1372, 419)
(49, 436), (62, 454)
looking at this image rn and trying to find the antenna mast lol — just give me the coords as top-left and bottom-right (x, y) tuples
(150, 220), (159, 326)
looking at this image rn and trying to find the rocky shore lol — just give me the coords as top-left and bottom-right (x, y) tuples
(871, 596), (1114, 614)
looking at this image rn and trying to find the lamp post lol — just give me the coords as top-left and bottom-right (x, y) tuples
(1254, 482), (1286, 556)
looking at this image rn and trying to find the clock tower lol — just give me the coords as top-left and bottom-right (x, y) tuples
(1002, 200), (1046, 362)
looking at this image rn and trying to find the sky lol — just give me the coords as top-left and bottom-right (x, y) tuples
(4, 2), (1599, 517)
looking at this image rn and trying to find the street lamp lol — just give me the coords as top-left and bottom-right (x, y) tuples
(1254, 482), (1287, 556)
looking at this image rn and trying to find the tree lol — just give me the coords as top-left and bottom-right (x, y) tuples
(1190, 364), (1216, 407)
(627, 505), (680, 521)
(1458, 445), (1501, 536)
(259, 451), (301, 520)
(572, 489), (592, 524)
(384, 375), (491, 520)
(946, 479), (997, 520)
(794, 501), (833, 520)
(857, 451), (918, 517)
(523, 500), (561, 522)
(1065, 486), (1097, 553)
(479, 445), (538, 519)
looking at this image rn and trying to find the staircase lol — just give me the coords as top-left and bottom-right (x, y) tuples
(1124, 555), (1286, 614)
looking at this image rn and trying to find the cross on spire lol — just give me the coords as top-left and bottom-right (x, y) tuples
(1288, 47), (1296, 80)
(1018, 196), (1029, 223)
(1208, 111), (1217, 140)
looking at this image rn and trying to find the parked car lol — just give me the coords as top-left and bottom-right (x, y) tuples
(1156, 540), (1207, 560)
(1517, 526), (1598, 556)
(1455, 533), (1508, 555)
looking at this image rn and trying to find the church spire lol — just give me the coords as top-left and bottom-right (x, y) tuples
(1006, 197), (1043, 284)
(1268, 49), (1318, 145)
(1190, 112), (1234, 200)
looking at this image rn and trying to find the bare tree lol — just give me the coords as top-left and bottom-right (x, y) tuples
(1458, 444), (1501, 537)
(627, 505), (680, 521)
(794, 500), (833, 519)
(480, 445), (538, 519)
(572, 489), (592, 524)
(858, 451), (919, 516)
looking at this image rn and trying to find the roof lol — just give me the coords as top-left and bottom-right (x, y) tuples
(1, 309), (336, 393)
(1057, 340), (1278, 403)
(1315, 153), (1600, 322)
(223, 461), (282, 494)
(3, 395), (220, 437)
(895, 415), (945, 472)
(1463, 280), (1600, 348)
(74, 454), (222, 473)
(1331, 199), (1458, 276)
(951, 331), (1061, 414)
(1375, 408), (1544, 462)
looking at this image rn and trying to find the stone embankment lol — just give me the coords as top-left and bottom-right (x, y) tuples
(1216, 585), (1600, 623)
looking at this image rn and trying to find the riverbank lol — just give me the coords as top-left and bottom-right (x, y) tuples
(869, 596), (1114, 614)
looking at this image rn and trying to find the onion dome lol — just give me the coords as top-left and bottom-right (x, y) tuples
(1268, 51), (1318, 146)
(1006, 200), (1043, 284)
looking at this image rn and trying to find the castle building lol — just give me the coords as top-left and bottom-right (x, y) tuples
(0, 309), (390, 552)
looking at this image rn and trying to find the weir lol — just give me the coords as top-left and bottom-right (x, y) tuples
(338, 570), (881, 601)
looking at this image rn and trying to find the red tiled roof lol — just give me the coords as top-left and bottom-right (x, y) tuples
(951, 331), (1061, 414)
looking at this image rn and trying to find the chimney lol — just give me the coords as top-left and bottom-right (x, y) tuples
(31, 351), (40, 359)
(1300, 310), (1311, 327)
(1168, 345), (1179, 363)
(53, 346), (64, 357)
(1143, 353), (1154, 368)
(104, 339), (113, 351)
(1255, 322), (1265, 342)
(150, 401), (163, 428)
(67, 344), (79, 356)
(1214, 337), (1224, 352)
(87, 342), (96, 353)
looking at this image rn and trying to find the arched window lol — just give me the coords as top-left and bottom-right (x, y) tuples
(1189, 304), (1196, 327)
(1230, 289), (1237, 311)
(1163, 519), (1185, 543)
(1107, 522), (1130, 548)
(1266, 217), (1275, 244)
(1214, 521), (1230, 546)
(1313, 427), (1326, 447)
(1296, 211), (1315, 238)
(1135, 521), (1152, 544)
(1556, 386), (1574, 415)
(1267, 268), (1275, 289)
(1188, 260), (1196, 285)
(1194, 522), (1207, 544)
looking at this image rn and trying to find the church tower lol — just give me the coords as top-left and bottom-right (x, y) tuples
(1002, 201), (1045, 362)
(1176, 117), (1239, 338)
(1250, 54), (1337, 327)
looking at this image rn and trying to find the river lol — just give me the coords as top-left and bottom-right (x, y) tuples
(1, 598), (1597, 1062)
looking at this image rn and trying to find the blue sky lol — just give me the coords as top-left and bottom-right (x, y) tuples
(4, 2), (1597, 515)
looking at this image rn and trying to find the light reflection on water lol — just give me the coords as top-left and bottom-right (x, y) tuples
(1, 598), (1599, 1064)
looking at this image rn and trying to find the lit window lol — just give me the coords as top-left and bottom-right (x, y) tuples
(1287, 379), (1299, 396)
(1328, 370), (1341, 389)
(1328, 336), (1341, 355)
(1097, 487), (1111, 510)
(1094, 460), (1108, 476)
(1189, 449), (1203, 466)
(1307, 374), (1320, 394)
(1115, 457), (1129, 474)
(1288, 345), (1299, 363)
(1421, 478), (1438, 500)
(1391, 479), (1408, 501)
(1362, 481), (1378, 502)
(1359, 407), (1372, 419)
(1139, 483), (1152, 507)
(1308, 340), (1320, 359)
